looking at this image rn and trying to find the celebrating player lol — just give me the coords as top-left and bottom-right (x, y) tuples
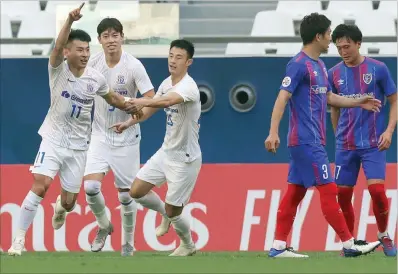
(83, 18), (155, 256)
(329, 24), (397, 257)
(264, 13), (382, 258)
(111, 39), (201, 256)
(8, 4), (135, 256)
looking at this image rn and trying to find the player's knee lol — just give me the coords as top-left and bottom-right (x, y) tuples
(84, 180), (101, 195)
(129, 188), (142, 199)
(165, 203), (183, 218)
(118, 191), (133, 205)
(32, 174), (52, 197)
(61, 200), (76, 212)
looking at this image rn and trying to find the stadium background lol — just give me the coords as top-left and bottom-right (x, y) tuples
(0, 0), (397, 255)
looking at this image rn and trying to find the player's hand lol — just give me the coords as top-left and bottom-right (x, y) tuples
(378, 130), (393, 151)
(68, 3), (85, 22)
(109, 122), (130, 134)
(132, 109), (144, 120)
(124, 99), (144, 114)
(265, 133), (280, 154)
(359, 96), (381, 112)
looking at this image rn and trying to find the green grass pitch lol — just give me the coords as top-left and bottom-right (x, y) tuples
(1, 251), (396, 273)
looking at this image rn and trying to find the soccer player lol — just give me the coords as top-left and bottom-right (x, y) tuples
(264, 13), (382, 258)
(8, 4), (135, 256)
(329, 24), (397, 257)
(83, 18), (155, 256)
(111, 39), (201, 256)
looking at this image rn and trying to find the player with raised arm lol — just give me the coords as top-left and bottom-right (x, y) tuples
(83, 17), (155, 256)
(111, 39), (201, 256)
(329, 24), (397, 257)
(264, 13), (382, 258)
(8, 4), (135, 256)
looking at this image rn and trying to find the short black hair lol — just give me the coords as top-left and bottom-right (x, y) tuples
(67, 29), (91, 43)
(300, 13), (331, 45)
(97, 18), (123, 36)
(332, 24), (363, 44)
(170, 39), (195, 59)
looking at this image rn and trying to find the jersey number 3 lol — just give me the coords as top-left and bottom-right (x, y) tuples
(167, 114), (173, 126)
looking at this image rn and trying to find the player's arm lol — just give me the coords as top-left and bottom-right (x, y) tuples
(101, 90), (128, 110)
(378, 63), (397, 151)
(328, 69), (340, 133)
(265, 62), (304, 153)
(50, 3), (84, 68)
(326, 92), (381, 111)
(129, 92), (184, 108)
(110, 107), (159, 134)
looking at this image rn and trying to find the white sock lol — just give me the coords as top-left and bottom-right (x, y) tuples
(272, 240), (287, 250)
(342, 238), (355, 249)
(18, 191), (43, 233)
(170, 215), (194, 247)
(118, 192), (137, 246)
(378, 231), (388, 238)
(134, 190), (167, 217)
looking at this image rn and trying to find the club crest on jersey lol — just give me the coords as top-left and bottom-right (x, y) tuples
(363, 73), (372, 84)
(117, 75), (125, 85)
(87, 84), (94, 93)
(281, 76), (291, 87)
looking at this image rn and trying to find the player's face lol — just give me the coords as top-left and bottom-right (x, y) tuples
(335, 37), (361, 64)
(318, 28), (331, 53)
(168, 47), (193, 76)
(98, 28), (123, 54)
(64, 40), (90, 69)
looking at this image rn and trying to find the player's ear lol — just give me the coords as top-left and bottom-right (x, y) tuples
(186, 58), (193, 67)
(97, 36), (101, 44)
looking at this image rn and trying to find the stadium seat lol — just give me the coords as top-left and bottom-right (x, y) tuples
(251, 11), (295, 36)
(276, 1), (322, 15)
(1, 14), (12, 38)
(0, 1), (41, 18)
(18, 13), (56, 38)
(327, 1), (374, 15)
(93, 1), (140, 20)
(0, 44), (51, 57)
(44, 1), (83, 13)
(225, 43), (266, 56)
(322, 11), (345, 31)
(377, 1), (398, 17)
(354, 12), (396, 36)
(361, 42), (397, 55)
(267, 43), (303, 55)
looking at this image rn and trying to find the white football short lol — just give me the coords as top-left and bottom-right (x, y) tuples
(84, 137), (140, 189)
(136, 149), (202, 207)
(30, 138), (87, 194)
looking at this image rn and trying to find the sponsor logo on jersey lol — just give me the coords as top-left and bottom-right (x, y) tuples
(61, 91), (70, 98)
(339, 92), (374, 99)
(311, 85), (327, 94)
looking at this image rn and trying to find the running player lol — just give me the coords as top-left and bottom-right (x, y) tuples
(264, 13), (382, 258)
(8, 4), (134, 256)
(329, 24), (397, 257)
(111, 39), (201, 256)
(83, 18), (155, 256)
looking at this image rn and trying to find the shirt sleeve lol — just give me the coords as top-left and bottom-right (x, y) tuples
(279, 62), (306, 94)
(379, 63), (397, 97)
(175, 82), (199, 102)
(96, 73), (110, 97)
(328, 69), (338, 94)
(133, 61), (154, 95)
(48, 60), (67, 82)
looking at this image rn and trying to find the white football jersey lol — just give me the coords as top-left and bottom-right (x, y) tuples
(157, 73), (201, 162)
(38, 61), (109, 150)
(88, 51), (154, 146)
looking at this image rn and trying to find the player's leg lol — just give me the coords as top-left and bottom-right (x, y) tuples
(130, 150), (169, 226)
(335, 149), (361, 236)
(163, 157), (202, 256)
(269, 153), (308, 258)
(52, 149), (87, 230)
(83, 140), (113, 252)
(361, 148), (396, 256)
(302, 144), (380, 257)
(8, 140), (60, 256)
(111, 143), (141, 256)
